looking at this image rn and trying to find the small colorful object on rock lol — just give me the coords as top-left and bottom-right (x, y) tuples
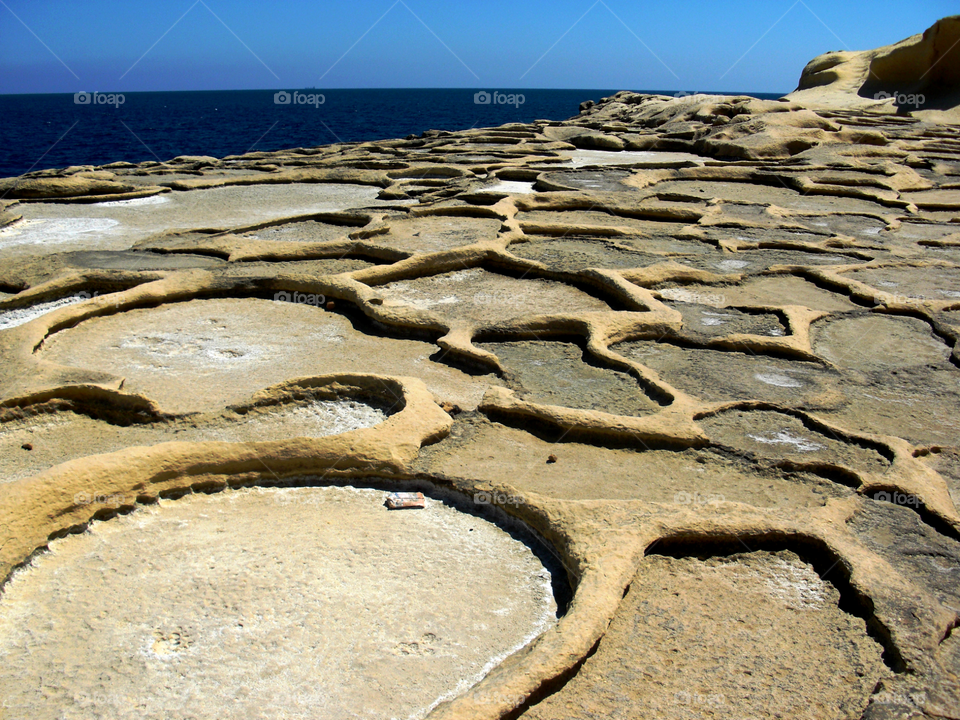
(385, 491), (426, 510)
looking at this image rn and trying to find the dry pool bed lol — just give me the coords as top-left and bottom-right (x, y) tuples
(0, 484), (561, 720)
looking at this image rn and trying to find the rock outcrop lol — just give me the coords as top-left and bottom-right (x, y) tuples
(787, 15), (960, 116)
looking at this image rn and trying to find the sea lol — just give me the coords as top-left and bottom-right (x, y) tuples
(0, 89), (784, 178)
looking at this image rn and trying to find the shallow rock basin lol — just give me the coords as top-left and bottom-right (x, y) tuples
(40, 298), (497, 412)
(238, 215), (367, 244)
(482, 180), (536, 194)
(522, 550), (890, 719)
(481, 340), (659, 416)
(364, 216), (501, 254)
(0, 485), (560, 720)
(0, 398), (390, 485)
(377, 267), (609, 328)
(557, 150), (704, 168)
(0, 184), (390, 257)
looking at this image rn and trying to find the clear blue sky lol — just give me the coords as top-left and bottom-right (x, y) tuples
(1, 0), (955, 94)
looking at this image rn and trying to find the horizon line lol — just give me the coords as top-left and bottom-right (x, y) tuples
(0, 87), (790, 97)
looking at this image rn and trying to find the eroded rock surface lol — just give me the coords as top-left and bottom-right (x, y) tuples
(0, 486), (557, 720)
(1, 18), (960, 720)
(522, 551), (890, 720)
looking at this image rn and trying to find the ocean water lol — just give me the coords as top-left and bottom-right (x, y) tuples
(0, 89), (783, 178)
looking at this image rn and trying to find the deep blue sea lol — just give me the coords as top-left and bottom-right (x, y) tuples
(0, 89), (783, 178)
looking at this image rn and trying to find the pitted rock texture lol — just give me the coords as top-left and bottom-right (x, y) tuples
(521, 551), (890, 720)
(0, 486), (557, 720)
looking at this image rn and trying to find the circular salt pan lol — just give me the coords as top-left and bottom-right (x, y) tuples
(0, 486), (558, 720)
(40, 297), (493, 412)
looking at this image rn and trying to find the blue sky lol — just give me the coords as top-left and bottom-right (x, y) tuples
(1, 0), (955, 94)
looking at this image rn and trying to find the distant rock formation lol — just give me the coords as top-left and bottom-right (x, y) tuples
(566, 16), (960, 161)
(786, 15), (960, 115)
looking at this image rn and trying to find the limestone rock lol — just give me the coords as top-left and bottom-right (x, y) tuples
(542, 125), (626, 150)
(787, 15), (960, 117)
(1, 18), (960, 720)
(0, 176), (138, 199)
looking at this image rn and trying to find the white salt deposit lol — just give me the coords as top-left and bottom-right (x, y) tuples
(0, 295), (88, 331)
(483, 180), (535, 194)
(747, 429), (825, 453)
(562, 150), (661, 168)
(716, 259), (750, 271)
(0, 485), (558, 720)
(93, 195), (171, 207)
(0, 218), (120, 247)
(700, 310), (731, 327)
(754, 372), (803, 388)
(717, 556), (827, 610)
(194, 399), (388, 443)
